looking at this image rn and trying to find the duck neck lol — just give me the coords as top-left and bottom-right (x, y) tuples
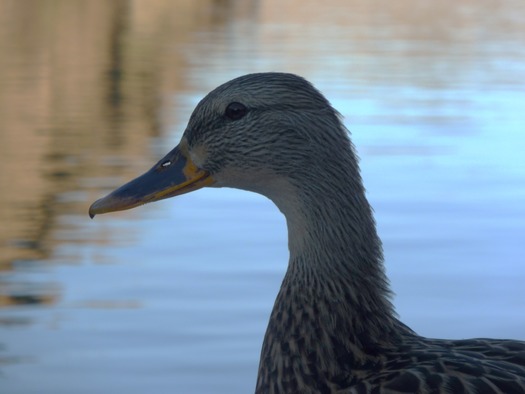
(283, 182), (399, 341)
(256, 162), (408, 392)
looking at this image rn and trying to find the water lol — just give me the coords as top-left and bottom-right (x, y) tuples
(1, 1), (524, 393)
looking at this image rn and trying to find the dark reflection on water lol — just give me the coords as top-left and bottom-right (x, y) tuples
(0, 1), (524, 393)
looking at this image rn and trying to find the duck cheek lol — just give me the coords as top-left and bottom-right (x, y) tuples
(220, 166), (282, 195)
(188, 144), (209, 169)
(210, 167), (248, 189)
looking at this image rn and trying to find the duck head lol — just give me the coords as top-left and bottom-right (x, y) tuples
(89, 73), (353, 218)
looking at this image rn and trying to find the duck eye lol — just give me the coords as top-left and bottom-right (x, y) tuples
(225, 102), (247, 120)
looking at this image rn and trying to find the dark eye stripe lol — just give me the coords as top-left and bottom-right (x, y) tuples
(225, 102), (247, 120)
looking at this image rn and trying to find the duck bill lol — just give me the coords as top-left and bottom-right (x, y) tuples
(89, 145), (214, 218)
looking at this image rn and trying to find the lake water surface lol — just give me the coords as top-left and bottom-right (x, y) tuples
(1, 1), (524, 393)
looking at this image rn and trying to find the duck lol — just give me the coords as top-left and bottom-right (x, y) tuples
(89, 73), (525, 393)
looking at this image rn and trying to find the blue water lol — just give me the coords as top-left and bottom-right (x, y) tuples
(1, 1), (524, 393)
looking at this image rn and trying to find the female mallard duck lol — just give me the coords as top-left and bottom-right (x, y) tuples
(90, 73), (525, 393)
